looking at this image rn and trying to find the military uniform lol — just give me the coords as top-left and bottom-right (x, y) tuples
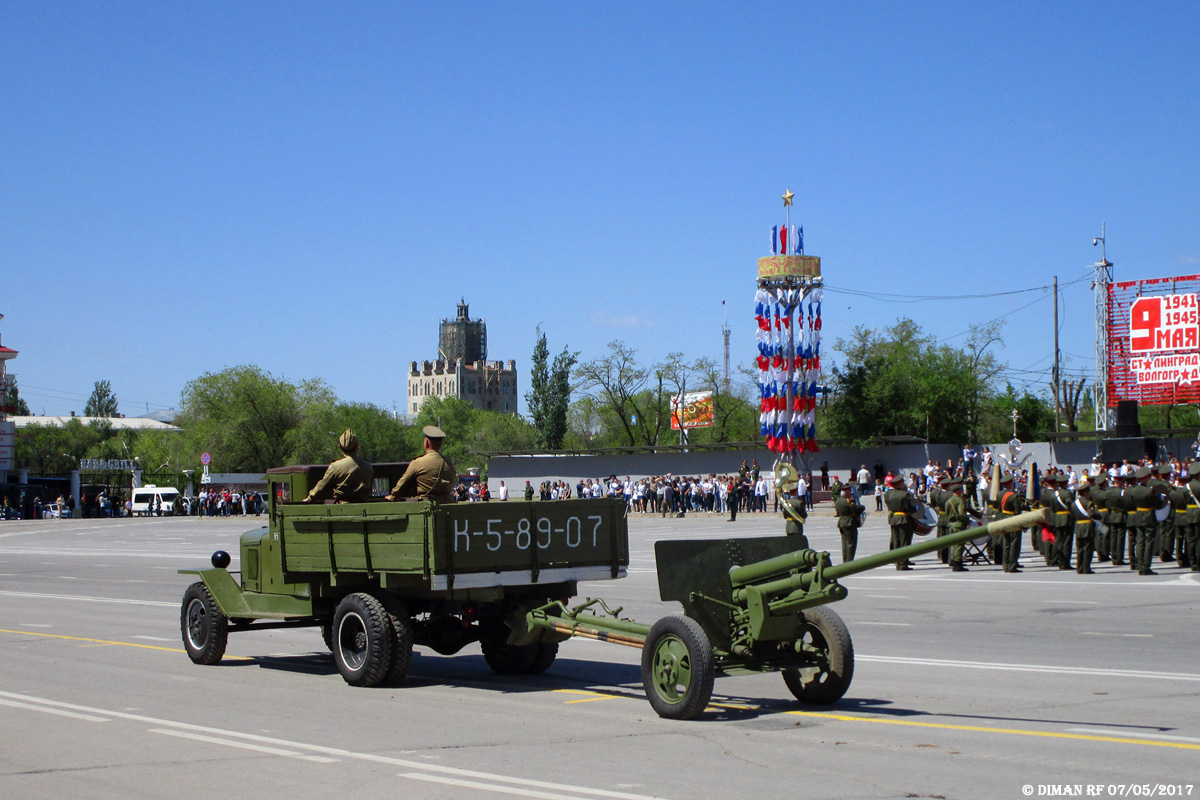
(1108, 478), (1128, 566)
(307, 453), (374, 503)
(930, 480), (951, 564)
(1126, 467), (1165, 575)
(994, 478), (1025, 572)
(1072, 485), (1096, 574)
(1048, 481), (1075, 570)
(834, 489), (865, 563)
(306, 430), (374, 504)
(1169, 478), (1190, 565)
(389, 450), (456, 502)
(1152, 469), (1175, 563)
(1091, 475), (1110, 561)
(945, 484), (970, 571)
(885, 481), (916, 570)
(1183, 464), (1200, 571)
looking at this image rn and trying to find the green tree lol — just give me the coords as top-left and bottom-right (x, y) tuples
(178, 366), (330, 472)
(825, 318), (998, 446)
(84, 380), (119, 417)
(4, 378), (31, 415)
(980, 384), (1056, 441)
(574, 341), (679, 446)
(525, 326), (578, 450)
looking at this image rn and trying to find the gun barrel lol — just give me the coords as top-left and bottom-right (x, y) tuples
(820, 508), (1048, 582)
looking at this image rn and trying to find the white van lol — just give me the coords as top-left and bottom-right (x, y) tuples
(131, 486), (180, 516)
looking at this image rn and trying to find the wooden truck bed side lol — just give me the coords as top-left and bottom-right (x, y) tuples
(274, 497), (628, 590)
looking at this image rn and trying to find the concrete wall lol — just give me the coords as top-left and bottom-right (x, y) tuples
(485, 438), (1199, 488)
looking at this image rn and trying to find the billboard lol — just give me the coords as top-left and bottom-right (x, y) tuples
(0, 420), (13, 471)
(1108, 275), (1200, 406)
(670, 391), (715, 430)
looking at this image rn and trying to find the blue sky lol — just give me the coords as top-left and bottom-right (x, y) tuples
(3, 2), (1198, 418)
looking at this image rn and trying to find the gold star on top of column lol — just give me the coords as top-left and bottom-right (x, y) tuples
(782, 189), (795, 207)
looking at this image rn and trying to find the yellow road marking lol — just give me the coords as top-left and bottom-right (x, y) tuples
(785, 710), (1200, 751)
(553, 689), (621, 704)
(0, 628), (252, 660)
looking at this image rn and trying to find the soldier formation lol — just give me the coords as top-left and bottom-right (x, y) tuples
(834, 458), (1200, 576)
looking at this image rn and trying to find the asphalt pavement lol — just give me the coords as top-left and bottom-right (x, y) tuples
(1, 507), (1197, 799)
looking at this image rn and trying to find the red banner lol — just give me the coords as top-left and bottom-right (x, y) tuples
(1108, 275), (1200, 406)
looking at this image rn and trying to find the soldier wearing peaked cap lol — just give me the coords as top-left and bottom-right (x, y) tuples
(386, 425), (457, 503)
(1090, 471), (1111, 562)
(304, 429), (374, 504)
(884, 474), (916, 570)
(993, 471), (1026, 572)
(1127, 465), (1165, 575)
(1182, 462), (1200, 571)
(1046, 473), (1075, 570)
(834, 483), (865, 564)
(930, 475), (952, 565)
(1072, 476), (1097, 574)
(1108, 472), (1130, 566)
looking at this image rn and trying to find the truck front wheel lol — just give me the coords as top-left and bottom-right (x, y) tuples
(181, 582), (228, 665)
(332, 593), (394, 688)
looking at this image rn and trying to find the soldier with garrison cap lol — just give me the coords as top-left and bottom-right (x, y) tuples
(386, 426), (457, 502)
(303, 429), (374, 504)
(944, 478), (971, 572)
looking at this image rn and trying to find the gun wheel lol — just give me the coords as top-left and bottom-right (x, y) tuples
(783, 606), (854, 705)
(641, 615), (714, 721)
(181, 582), (228, 665)
(332, 592), (394, 688)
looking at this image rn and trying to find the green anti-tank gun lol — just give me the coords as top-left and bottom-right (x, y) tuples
(179, 463), (1048, 720)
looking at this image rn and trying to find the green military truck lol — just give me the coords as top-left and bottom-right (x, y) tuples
(180, 463), (628, 687)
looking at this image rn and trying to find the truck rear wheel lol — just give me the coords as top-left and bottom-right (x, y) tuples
(782, 606), (854, 705)
(181, 582), (228, 665)
(369, 591), (414, 684)
(641, 615), (714, 721)
(332, 593), (394, 688)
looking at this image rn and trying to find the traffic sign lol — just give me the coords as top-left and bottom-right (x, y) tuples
(200, 453), (211, 466)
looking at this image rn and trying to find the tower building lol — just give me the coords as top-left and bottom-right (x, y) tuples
(408, 302), (518, 415)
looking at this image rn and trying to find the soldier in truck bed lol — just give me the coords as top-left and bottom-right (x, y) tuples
(303, 429), (374, 504)
(386, 425), (457, 503)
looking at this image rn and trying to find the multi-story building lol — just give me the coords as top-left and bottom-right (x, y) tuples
(0, 314), (18, 482)
(408, 302), (518, 415)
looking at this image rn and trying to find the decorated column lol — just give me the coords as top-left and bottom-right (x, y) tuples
(755, 189), (823, 469)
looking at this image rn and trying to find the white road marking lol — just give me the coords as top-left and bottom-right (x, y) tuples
(1068, 728), (1200, 744)
(1079, 631), (1153, 638)
(858, 655), (1200, 681)
(150, 728), (338, 763)
(19, 623), (52, 628)
(855, 573), (1197, 587)
(132, 636), (175, 642)
(856, 621), (912, 626)
(0, 697), (109, 722)
(400, 772), (611, 799)
(0, 691), (668, 800)
(0, 590), (175, 607)
(862, 595), (910, 599)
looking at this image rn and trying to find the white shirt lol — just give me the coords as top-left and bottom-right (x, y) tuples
(498, 484), (509, 501)
(857, 468), (871, 485)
